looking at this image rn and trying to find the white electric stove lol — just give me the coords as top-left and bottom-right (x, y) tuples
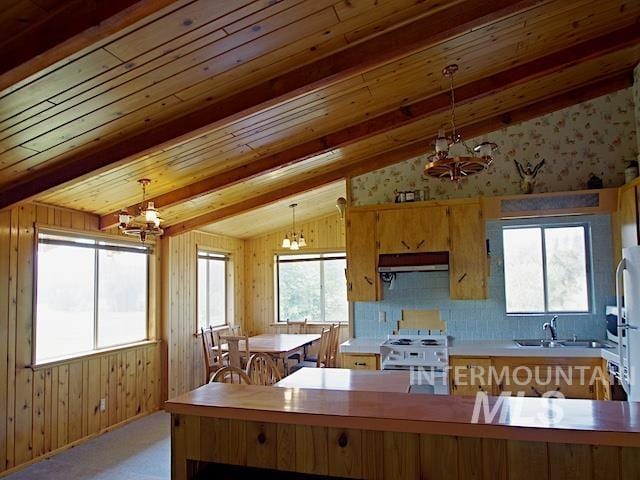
(380, 334), (449, 395)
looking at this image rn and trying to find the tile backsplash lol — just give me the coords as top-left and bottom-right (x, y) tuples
(353, 214), (613, 341)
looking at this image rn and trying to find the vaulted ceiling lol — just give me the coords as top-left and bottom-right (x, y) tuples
(0, 0), (638, 237)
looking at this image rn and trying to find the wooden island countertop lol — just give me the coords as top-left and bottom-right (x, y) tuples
(165, 383), (640, 447)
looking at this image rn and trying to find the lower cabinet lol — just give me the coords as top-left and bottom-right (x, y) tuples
(341, 353), (380, 370)
(450, 356), (602, 400)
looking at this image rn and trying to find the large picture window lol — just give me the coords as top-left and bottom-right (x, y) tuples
(276, 252), (348, 324)
(35, 231), (149, 364)
(502, 224), (591, 314)
(197, 251), (228, 329)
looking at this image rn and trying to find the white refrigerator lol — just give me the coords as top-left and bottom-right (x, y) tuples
(615, 246), (640, 401)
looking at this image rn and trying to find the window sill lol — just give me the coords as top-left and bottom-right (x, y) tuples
(272, 322), (348, 327)
(30, 339), (160, 370)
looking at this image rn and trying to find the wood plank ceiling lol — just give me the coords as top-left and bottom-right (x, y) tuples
(0, 0), (638, 236)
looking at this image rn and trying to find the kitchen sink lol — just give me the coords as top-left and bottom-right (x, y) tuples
(514, 339), (612, 349)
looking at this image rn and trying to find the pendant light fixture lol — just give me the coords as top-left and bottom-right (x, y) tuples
(423, 64), (497, 182)
(118, 179), (163, 242)
(281, 203), (306, 250)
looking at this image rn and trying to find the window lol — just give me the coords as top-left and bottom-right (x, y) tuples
(35, 231), (149, 364)
(197, 251), (228, 329)
(502, 224), (591, 314)
(276, 252), (348, 323)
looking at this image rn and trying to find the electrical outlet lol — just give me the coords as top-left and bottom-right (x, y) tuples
(100, 398), (106, 412)
(378, 311), (386, 324)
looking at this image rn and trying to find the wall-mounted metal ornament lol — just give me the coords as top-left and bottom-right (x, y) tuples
(514, 158), (545, 194)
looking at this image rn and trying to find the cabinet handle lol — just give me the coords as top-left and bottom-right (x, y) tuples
(401, 240), (411, 250)
(531, 386), (543, 397)
(257, 432), (266, 444)
(416, 240), (425, 249)
(457, 273), (467, 283)
(354, 362), (367, 366)
(338, 432), (348, 448)
(364, 276), (373, 285)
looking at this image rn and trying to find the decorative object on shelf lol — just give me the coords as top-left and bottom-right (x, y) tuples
(336, 197), (347, 219)
(514, 158), (545, 194)
(117, 179), (163, 242)
(586, 173), (603, 189)
(394, 189), (425, 203)
(624, 160), (638, 183)
(423, 64), (497, 182)
(281, 203), (306, 251)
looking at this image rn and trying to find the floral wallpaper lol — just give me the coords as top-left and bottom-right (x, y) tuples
(351, 88), (639, 205)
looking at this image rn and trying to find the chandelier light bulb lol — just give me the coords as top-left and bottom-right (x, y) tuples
(290, 240), (299, 251)
(282, 235), (291, 249)
(145, 202), (158, 224)
(298, 234), (306, 248)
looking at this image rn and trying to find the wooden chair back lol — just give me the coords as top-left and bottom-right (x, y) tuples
(200, 326), (217, 382)
(210, 366), (252, 384)
(327, 324), (341, 368)
(315, 328), (331, 368)
(228, 325), (242, 336)
(286, 318), (308, 334)
(219, 335), (250, 369)
(246, 353), (282, 386)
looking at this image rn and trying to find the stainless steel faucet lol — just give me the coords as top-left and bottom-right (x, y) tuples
(543, 315), (558, 340)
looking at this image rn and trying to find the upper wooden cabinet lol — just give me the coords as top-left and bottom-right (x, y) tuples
(449, 203), (487, 300)
(346, 210), (379, 302)
(619, 185), (638, 249)
(377, 206), (449, 254)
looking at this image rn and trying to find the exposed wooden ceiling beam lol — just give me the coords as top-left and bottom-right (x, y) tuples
(162, 70), (632, 237)
(99, 25), (640, 229)
(0, 0), (177, 92)
(0, 0), (545, 211)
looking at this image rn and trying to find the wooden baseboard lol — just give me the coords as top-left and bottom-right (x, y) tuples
(0, 408), (161, 478)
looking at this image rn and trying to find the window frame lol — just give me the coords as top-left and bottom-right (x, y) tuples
(502, 222), (593, 315)
(274, 250), (348, 324)
(196, 249), (229, 331)
(32, 226), (152, 366)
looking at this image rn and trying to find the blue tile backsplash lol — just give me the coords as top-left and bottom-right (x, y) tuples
(353, 214), (614, 341)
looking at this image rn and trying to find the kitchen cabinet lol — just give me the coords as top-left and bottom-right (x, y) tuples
(450, 356), (601, 400)
(341, 353), (380, 370)
(346, 210), (379, 302)
(449, 203), (487, 300)
(377, 206), (449, 254)
(619, 185), (638, 249)
(450, 357), (495, 396)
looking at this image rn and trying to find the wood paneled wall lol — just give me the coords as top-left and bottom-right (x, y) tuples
(163, 231), (244, 399)
(244, 213), (346, 335)
(0, 203), (161, 474)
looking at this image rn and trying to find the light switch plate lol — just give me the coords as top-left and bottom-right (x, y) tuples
(100, 398), (106, 412)
(378, 311), (386, 323)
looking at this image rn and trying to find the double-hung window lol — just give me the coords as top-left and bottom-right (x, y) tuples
(502, 224), (591, 314)
(35, 231), (149, 364)
(197, 251), (228, 329)
(276, 252), (348, 323)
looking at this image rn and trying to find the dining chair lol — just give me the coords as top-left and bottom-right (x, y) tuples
(219, 335), (250, 369)
(200, 326), (220, 383)
(246, 353), (282, 385)
(286, 318), (308, 366)
(210, 366), (252, 384)
(327, 324), (341, 368)
(290, 328), (331, 372)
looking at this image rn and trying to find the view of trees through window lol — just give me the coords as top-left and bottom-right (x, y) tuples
(277, 253), (348, 324)
(197, 251), (227, 329)
(503, 225), (590, 314)
(35, 233), (148, 363)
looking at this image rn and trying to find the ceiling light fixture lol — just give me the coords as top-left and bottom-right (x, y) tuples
(118, 179), (163, 242)
(281, 203), (306, 250)
(423, 64), (497, 182)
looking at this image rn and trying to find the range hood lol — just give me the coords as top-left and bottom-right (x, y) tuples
(377, 252), (449, 273)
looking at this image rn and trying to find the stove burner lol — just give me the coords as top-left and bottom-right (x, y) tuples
(421, 339), (439, 346)
(390, 338), (413, 345)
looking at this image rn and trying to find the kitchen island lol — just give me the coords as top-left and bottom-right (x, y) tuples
(166, 382), (640, 480)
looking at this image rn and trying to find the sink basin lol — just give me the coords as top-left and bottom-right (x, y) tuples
(514, 339), (612, 349)
(514, 339), (563, 348)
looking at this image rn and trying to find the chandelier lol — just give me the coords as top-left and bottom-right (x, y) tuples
(118, 179), (163, 242)
(423, 64), (497, 182)
(281, 203), (306, 250)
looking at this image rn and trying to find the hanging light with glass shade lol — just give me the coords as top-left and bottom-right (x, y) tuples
(118, 179), (163, 242)
(281, 203), (306, 250)
(423, 64), (497, 182)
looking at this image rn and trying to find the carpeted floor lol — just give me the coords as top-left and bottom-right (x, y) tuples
(4, 411), (170, 480)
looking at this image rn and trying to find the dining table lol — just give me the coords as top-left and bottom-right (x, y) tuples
(274, 367), (411, 393)
(217, 333), (320, 372)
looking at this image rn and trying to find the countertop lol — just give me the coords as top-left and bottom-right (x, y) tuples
(165, 382), (640, 447)
(340, 338), (620, 362)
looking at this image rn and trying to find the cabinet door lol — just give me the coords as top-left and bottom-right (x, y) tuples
(377, 206), (449, 254)
(341, 354), (379, 370)
(449, 204), (487, 299)
(346, 211), (378, 301)
(450, 357), (495, 396)
(620, 186), (638, 249)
